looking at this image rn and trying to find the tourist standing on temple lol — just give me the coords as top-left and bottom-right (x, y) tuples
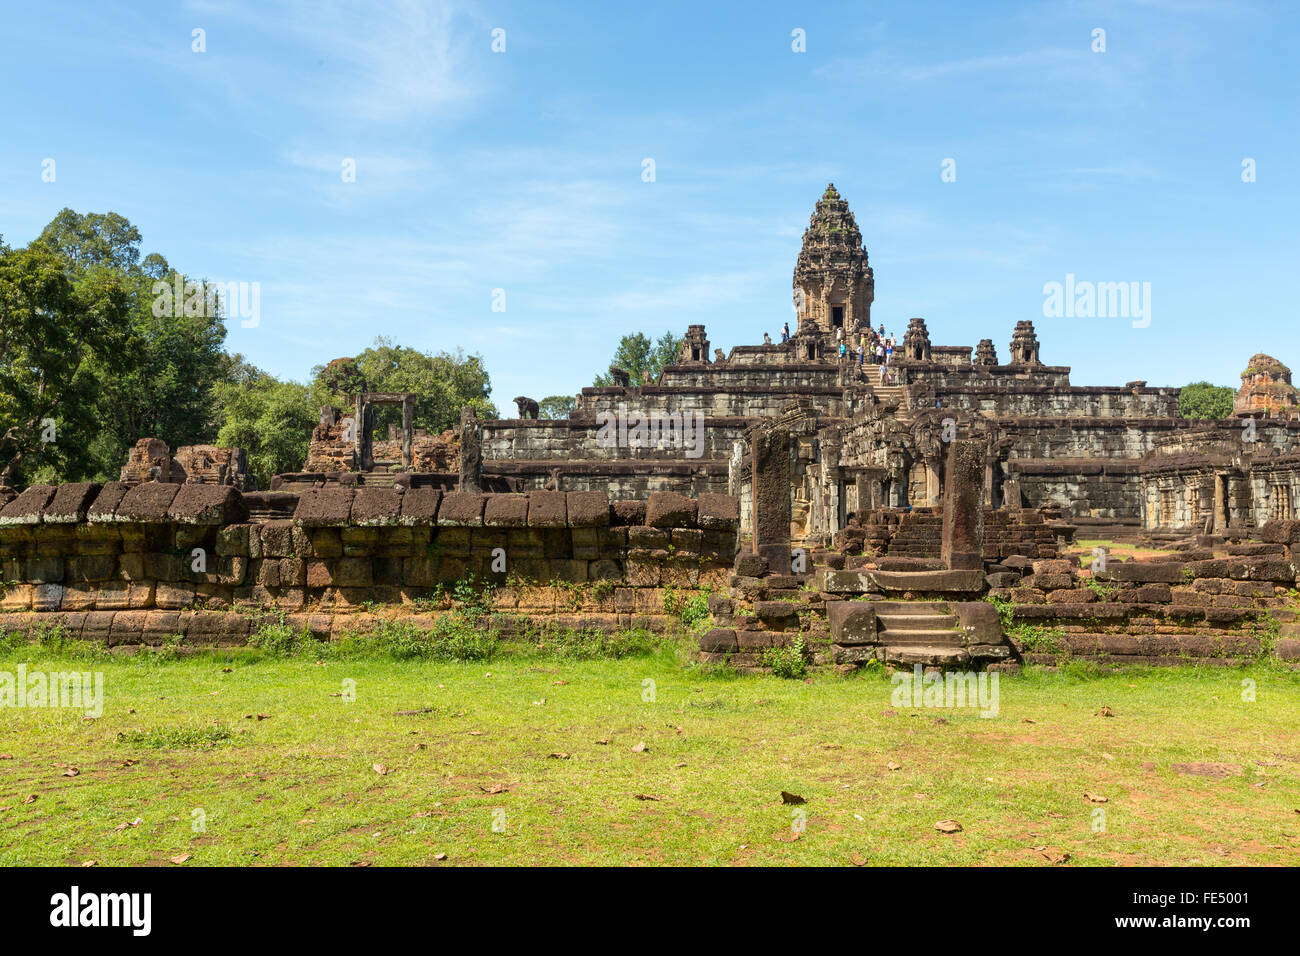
(781, 322), (789, 343)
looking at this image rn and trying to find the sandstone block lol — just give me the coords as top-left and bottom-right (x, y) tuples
(293, 486), (354, 526)
(698, 493), (739, 530)
(86, 482), (131, 523)
(114, 482), (181, 523)
(527, 491), (567, 528)
(699, 628), (738, 653)
(646, 492), (697, 529)
(43, 482), (101, 523)
(0, 484), (57, 526)
(566, 491), (610, 527)
(437, 493), (485, 527)
(350, 487), (403, 526)
(168, 485), (242, 525)
(826, 601), (876, 645)
(483, 494), (529, 528)
(610, 500), (646, 526)
(398, 488), (441, 526)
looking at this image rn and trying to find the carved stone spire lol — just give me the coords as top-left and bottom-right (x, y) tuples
(974, 339), (998, 366)
(902, 317), (932, 362)
(1008, 321), (1042, 366)
(792, 184), (874, 340)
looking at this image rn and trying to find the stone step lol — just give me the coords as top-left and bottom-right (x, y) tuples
(882, 645), (971, 666)
(879, 629), (965, 646)
(878, 613), (958, 631)
(870, 600), (952, 614)
(873, 569), (986, 593)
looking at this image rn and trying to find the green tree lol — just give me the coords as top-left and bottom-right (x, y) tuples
(36, 209), (227, 479)
(213, 357), (317, 487)
(310, 336), (497, 433)
(1178, 381), (1235, 420)
(0, 236), (132, 485)
(593, 331), (682, 387)
(538, 395), (576, 419)
(37, 209), (148, 274)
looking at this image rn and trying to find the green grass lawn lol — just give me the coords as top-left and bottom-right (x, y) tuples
(1, 639), (1297, 866)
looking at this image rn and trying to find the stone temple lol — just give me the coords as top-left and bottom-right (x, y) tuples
(467, 184), (1300, 541)
(3, 185), (1300, 671)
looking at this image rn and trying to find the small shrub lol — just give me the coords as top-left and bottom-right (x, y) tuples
(763, 636), (809, 679)
(664, 586), (711, 636)
(452, 576), (493, 618)
(1249, 613), (1281, 660)
(247, 618), (312, 657)
(856, 657), (886, 678)
(1085, 577), (1117, 601)
(1009, 623), (1063, 654)
(985, 594), (1015, 631)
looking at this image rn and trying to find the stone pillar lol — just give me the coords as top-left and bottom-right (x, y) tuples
(401, 397), (414, 470)
(941, 439), (986, 570)
(1002, 478), (1022, 510)
(355, 395), (370, 470)
(925, 459), (941, 508)
(727, 440), (746, 498)
(854, 474), (873, 516)
(1213, 473), (1228, 532)
(751, 427), (792, 568)
(458, 407), (482, 492)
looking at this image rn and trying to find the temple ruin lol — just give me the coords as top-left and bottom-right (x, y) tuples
(3, 185), (1299, 671)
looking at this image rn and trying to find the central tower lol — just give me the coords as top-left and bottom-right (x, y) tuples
(793, 184), (874, 339)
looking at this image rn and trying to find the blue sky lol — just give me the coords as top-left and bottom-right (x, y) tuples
(3, 0), (1296, 405)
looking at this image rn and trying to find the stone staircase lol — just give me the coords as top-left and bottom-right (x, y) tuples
(872, 601), (968, 666)
(865, 381), (906, 408)
(886, 511), (943, 557)
(360, 470), (397, 487)
(822, 581), (1014, 671)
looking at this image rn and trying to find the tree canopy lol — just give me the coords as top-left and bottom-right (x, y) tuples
(593, 331), (682, 387)
(214, 356), (317, 487)
(309, 336), (498, 433)
(0, 210), (503, 489)
(7, 209), (229, 483)
(538, 395), (576, 419)
(0, 235), (132, 484)
(1178, 381), (1236, 420)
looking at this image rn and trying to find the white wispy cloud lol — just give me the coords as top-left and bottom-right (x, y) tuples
(183, 0), (488, 124)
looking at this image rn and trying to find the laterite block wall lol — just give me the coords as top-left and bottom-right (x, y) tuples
(0, 483), (741, 647)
